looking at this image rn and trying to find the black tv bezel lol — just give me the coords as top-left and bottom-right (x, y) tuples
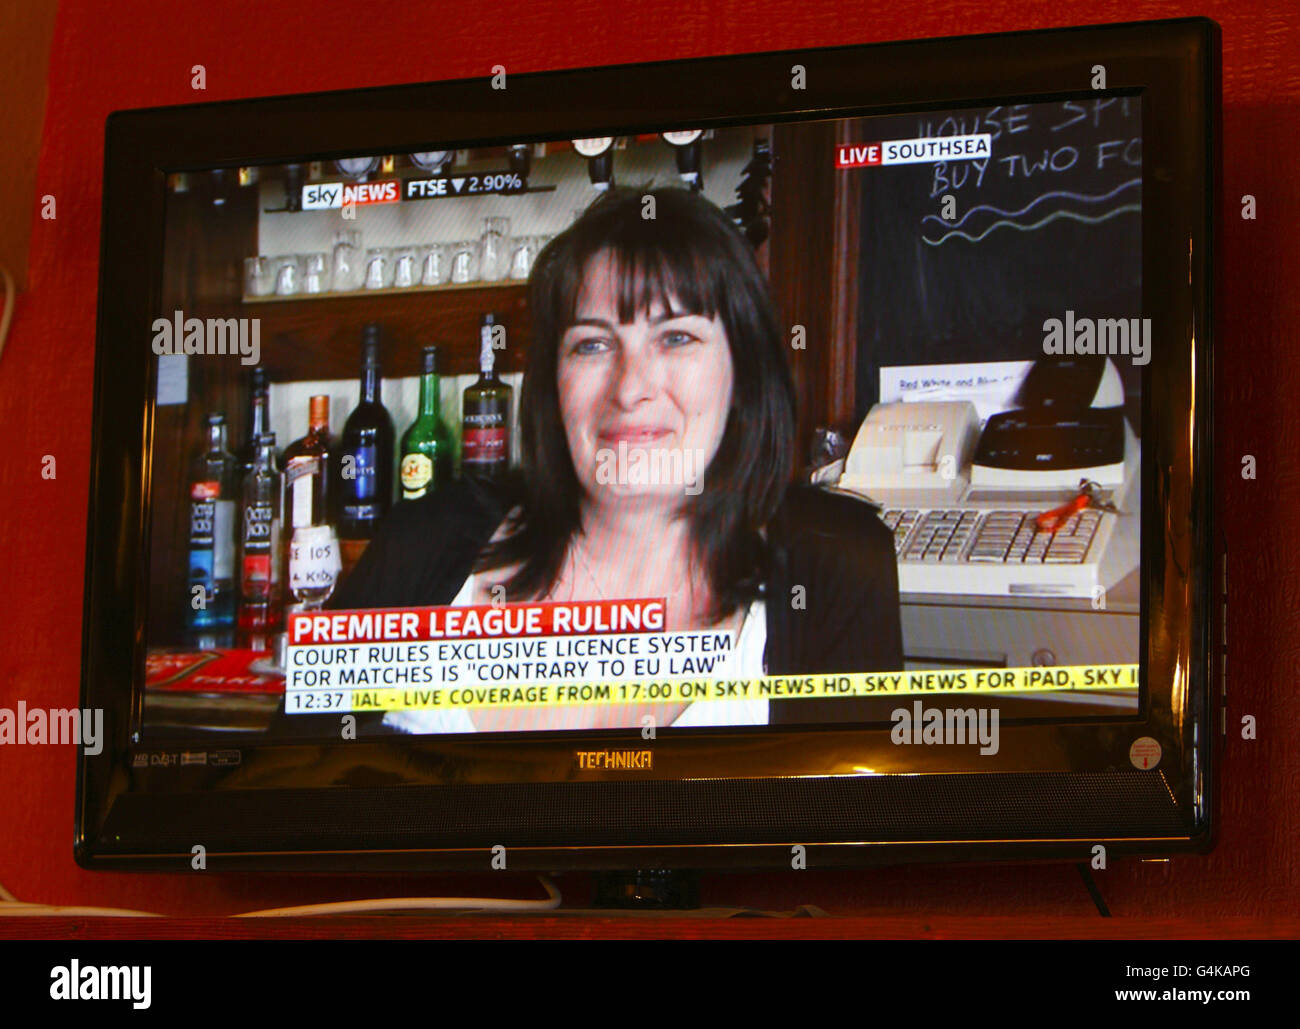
(77, 17), (1219, 871)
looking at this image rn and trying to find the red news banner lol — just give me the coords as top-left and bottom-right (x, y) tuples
(283, 598), (748, 713)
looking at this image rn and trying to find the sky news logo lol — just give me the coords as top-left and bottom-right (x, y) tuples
(836, 134), (992, 168)
(301, 180), (401, 210)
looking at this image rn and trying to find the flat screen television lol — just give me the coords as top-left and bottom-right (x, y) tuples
(77, 17), (1220, 874)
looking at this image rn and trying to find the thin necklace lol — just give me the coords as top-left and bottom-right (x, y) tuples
(570, 537), (748, 636)
(570, 533), (690, 604)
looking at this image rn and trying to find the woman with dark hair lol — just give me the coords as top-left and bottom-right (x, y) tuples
(331, 185), (902, 731)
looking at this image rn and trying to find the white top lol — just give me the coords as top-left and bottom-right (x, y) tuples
(383, 576), (768, 735)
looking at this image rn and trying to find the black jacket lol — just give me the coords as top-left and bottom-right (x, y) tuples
(326, 477), (903, 726)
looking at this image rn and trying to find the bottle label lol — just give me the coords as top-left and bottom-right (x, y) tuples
(189, 481), (222, 547)
(463, 427), (508, 464)
(190, 499), (215, 547)
(401, 453), (433, 497)
(289, 528), (341, 596)
(291, 475), (313, 529)
(285, 454), (320, 483)
(242, 552), (273, 595)
(341, 444), (380, 499)
(187, 547), (216, 626)
(243, 502), (275, 542)
(241, 504), (280, 595)
(286, 455), (321, 528)
(212, 500), (235, 579)
(189, 547), (214, 585)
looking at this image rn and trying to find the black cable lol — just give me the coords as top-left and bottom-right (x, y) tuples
(1076, 862), (1111, 917)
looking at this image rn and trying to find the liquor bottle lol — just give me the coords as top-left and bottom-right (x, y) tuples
(400, 346), (456, 499)
(334, 324), (395, 569)
(185, 413), (238, 635)
(283, 394), (331, 530)
(236, 368), (271, 474)
(238, 433), (284, 646)
(461, 313), (512, 484)
(283, 395), (340, 611)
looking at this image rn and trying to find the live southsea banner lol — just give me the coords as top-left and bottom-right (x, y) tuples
(282, 600), (1138, 713)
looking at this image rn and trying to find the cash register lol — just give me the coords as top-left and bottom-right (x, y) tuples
(819, 357), (1140, 598)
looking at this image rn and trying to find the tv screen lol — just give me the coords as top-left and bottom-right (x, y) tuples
(151, 98), (1147, 737)
(78, 17), (1218, 871)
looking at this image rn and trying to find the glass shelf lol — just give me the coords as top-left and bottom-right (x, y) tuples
(242, 280), (527, 304)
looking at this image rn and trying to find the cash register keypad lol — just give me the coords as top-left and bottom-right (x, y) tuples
(882, 508), (1103, 565)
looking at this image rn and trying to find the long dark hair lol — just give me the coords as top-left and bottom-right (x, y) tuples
(476, 185), (795, 622)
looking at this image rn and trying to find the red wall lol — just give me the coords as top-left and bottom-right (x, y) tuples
(0, 0), (1296, 921)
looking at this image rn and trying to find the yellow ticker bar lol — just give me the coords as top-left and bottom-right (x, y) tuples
(336, 664), (1138, 711)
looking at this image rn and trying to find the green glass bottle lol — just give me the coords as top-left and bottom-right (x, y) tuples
(400, 345), (456, 499)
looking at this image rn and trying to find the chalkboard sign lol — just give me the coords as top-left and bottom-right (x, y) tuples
(853, 98), (1142, 423)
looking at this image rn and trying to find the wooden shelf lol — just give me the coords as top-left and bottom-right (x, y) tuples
(241, 281), (531, 380)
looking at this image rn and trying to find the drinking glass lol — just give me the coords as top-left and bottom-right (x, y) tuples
(244, 256), (271, 298)
(449, 239), (479, 284)
(392, 247), (419, 288)
(364, 247), (391, 290)
(331, 230), (363, 292)
(478, 217), (511, 281)
(507, 236), (538, 280)
(302, 252), (329, 294)
(273, 255), (303, 296)
(289, 524), (342, 609)
(420, 243), (449, 286)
